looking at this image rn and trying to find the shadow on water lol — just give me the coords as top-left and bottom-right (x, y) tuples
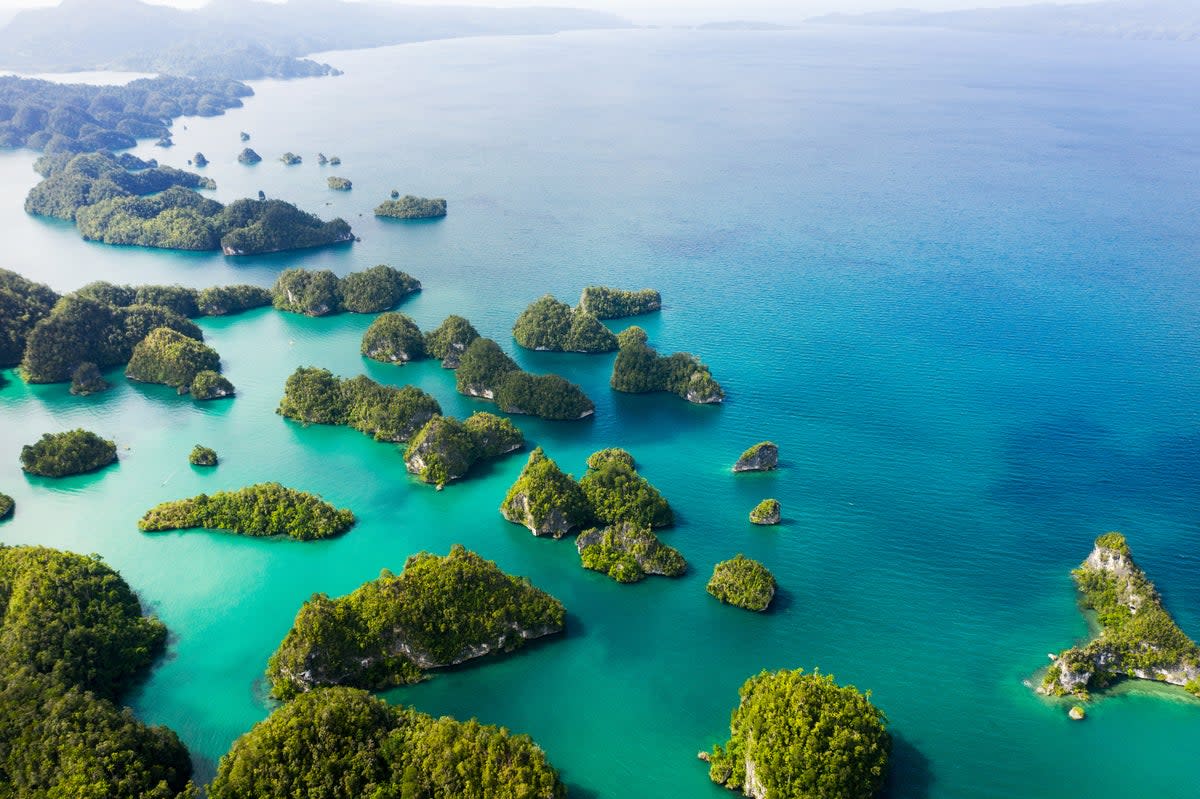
(883, 733), (935, 799)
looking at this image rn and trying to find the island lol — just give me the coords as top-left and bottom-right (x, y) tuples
(273, 264), (420, 316)
(361, 312), (425, 364)
(500, 448), (592, 537)
(69, 361), (110, 395)
(138, 482), (355, 541)
(327, 176), (352, 190)
(611, 326), (725, 404)
(280, 152), (302, 165)
(208, 688), (565, 799)
(0, 268), (58, 367)
(1040, 533), (1200, 699)
(375, 194), (447, 219)
(577, 521), (686, 583)
(706, 669), (890, 799)
(455, 337), (596, 420)
(189, 445), (218, 467)
(707, 555), (777, 611)
(0, 545), (194, 799)
(734, 442), (778, 472)
(237, 147), (262, 164)
(578, 286), (662, 319)
(20, 429), (117, 477)
(196, 284), (272, 315)
(278, 367), (442, 443)
(240, 132), (251, 141)
(580, 447), (674, 528)
(266, 545), (565, 697)
(0, 493), (12, 520)
(404, 413), (524, 486)
(125, 327), (227, 396)
(329, 156), (342, 166)
(512, 294), (618, 353)
(191, 370), (235, 399)
(193, 152), (208, 167)
(749, 498), (781, 525)
(424, 314), (480, 368)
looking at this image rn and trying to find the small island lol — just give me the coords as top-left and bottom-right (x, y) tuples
(138, 482), (355, 541)
(734, 441), (778, 472)
(577, 521), (686, 583)
(278, 367), (442, 443)
(190, 370), (235, 399)
(240, 131), (250, 141)
(280, 152), (302, 165)
(69, 361), (110, 395)
(578, 286), (662, 319)
(611, 326), (724, 404)
(706, 669), (890, 799)
(749, 498), (781, 525)
(0, 493), (12, 520)
(512, 295), (618, 353)
(456, 337), (596, 420)
(707, 555), (777, 611)
(272, 264), (420, 316)
(327, 176), (352, 190)
(193, 152), (208, 167)
(361, 312), (426, 364)
(125, 327), (227, 395)
(404, 413), (524, 486)
(501, 447), (592, 537)
(189, 445), (218, 467)
(237, 147), (261, 164)
(424, 314), (480, 368)
(1040, 533), (1200, 699)
(208, 688), (566, 799)
(580, 447), (674, 528)
(266, 545), (564, 698)
(20, 429), (117, 477)
(374, 194), (447, 219)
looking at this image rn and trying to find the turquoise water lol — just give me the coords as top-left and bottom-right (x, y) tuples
(2, 26), (1200, 798)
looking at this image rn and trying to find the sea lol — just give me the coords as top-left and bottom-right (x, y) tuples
(0, 25), (1198, 799)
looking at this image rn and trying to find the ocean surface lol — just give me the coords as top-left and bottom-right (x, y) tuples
(2, 26), (1199, 798)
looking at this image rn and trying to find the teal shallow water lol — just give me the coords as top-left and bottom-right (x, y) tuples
(2, 26), (1200, 798)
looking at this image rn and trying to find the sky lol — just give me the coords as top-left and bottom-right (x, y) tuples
(0, 0), (1093, 27)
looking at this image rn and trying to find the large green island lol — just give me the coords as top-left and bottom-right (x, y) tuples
(139, 483), (356, 541)
(1040, 533), (1200, 699)
(267, 545), (565, 698)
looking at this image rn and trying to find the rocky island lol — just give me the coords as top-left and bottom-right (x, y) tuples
(455, 337), (595, 420)
(734, 441), (779, 472)
(707, 555), (777, 611)
(237, 147), (261, 164)
(278, 367), (442, 443)
(1040, 533), (1200, 699)
(191, 370), (235, 400)
(424, 314), (480, 368)
(611, 326), (724, 404)
(374, 195), (448, 219)
(0, 493), (12, 520)
(501, 448), (592, 537)
(189, 445), (218, 467)
(361, 312), (426, 364)
(749, 498), (781, 525)
(706, 669), (890, 799)
(280, 152), (302, 165)
(266, 545), (565, 698)
(404, 413), (524, 486)
(20, 429), (117, 477)
(512, 294), (618, 353)
(578, 285), (662, 319)
(577, 521), (686, 583)
(273, 264), (420, 316)
(138, 482), (355, 540)
(208, 688), (566, 799)
(327, 176), (352, 190)
(580, 447), (674, 528)
(125, 326), (230, 396)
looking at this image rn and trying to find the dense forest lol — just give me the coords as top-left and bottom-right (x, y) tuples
(404, 413), (525, 486)
(512, 294), (618, 353)
(138, 482), (356, 540)
(273, 265), (420, 316)
(611, 326), (725, 404)
(278, 367), (443, 443)
(456, 337), (596, 420)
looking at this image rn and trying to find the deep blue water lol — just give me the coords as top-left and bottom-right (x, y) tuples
(0, 25), (1199, 798)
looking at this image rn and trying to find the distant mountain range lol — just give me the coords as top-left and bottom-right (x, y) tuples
(0, 0), (630, 79)
(812, 0), (1200, 41)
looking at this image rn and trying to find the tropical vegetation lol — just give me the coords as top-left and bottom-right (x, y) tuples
(189, 445), (218, 467)
(327, 176), (352, 190)
(138, 482), (355, 541)
(361, 312), (425, 364)
(579, 447), (674, 528)
(577, 521), (686, 583)
(611, 325), (724, 403)
(19, 429), (117, 477)
(706, 555), (777, 611)
(278, 367), (442, 443)
(69, 361), (109, 395)
(125, 327), (223, 394)
(0, 494), (12, 520)
(578, 286), (662, 318)
(191, 370), (235, 400)
(273, 265), (420, 316)
(500, 448), (592, 537)
(512, 294), (617, 353)
(403, 413), (524, 486)
(374, 195), (447, 219)
(423, 314), (479, 367)
(455, 337), (595, 420)
(749, 498), (781, 525)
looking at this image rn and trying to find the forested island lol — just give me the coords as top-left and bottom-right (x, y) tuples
(125, 326), (232, 397)
(0, 493), (13, 520)
(375, 195), (447, 219)
(327, 176), (352, 190)
(404, 413), (524, 486)
(578, 285), (662, 319)
(706, 669), (891, 799)
(577, 521), (686, 583)
(611, 326), (725, 404)
(20, 429), (117, 477)
(361, 312), (426, 364)
(278, 366), (442, 442)
(749, 498), (781, 525)
(501, 448), (592, 537)
(27, 150), (215, 220)
(707, 555), (777, 611)
(1040, 533), (1200, 699)
(0, 545), (196, 798)
(209, 688), (565, 799)
(70, 361), (109, 395)
(189, 445), (218, 467)
(512, 294), (618, 353)
(273, 265), (420, 316)
(267, 545), (565, 697)
(139, 482), (355, 540)
(456, 337), (595, 420)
